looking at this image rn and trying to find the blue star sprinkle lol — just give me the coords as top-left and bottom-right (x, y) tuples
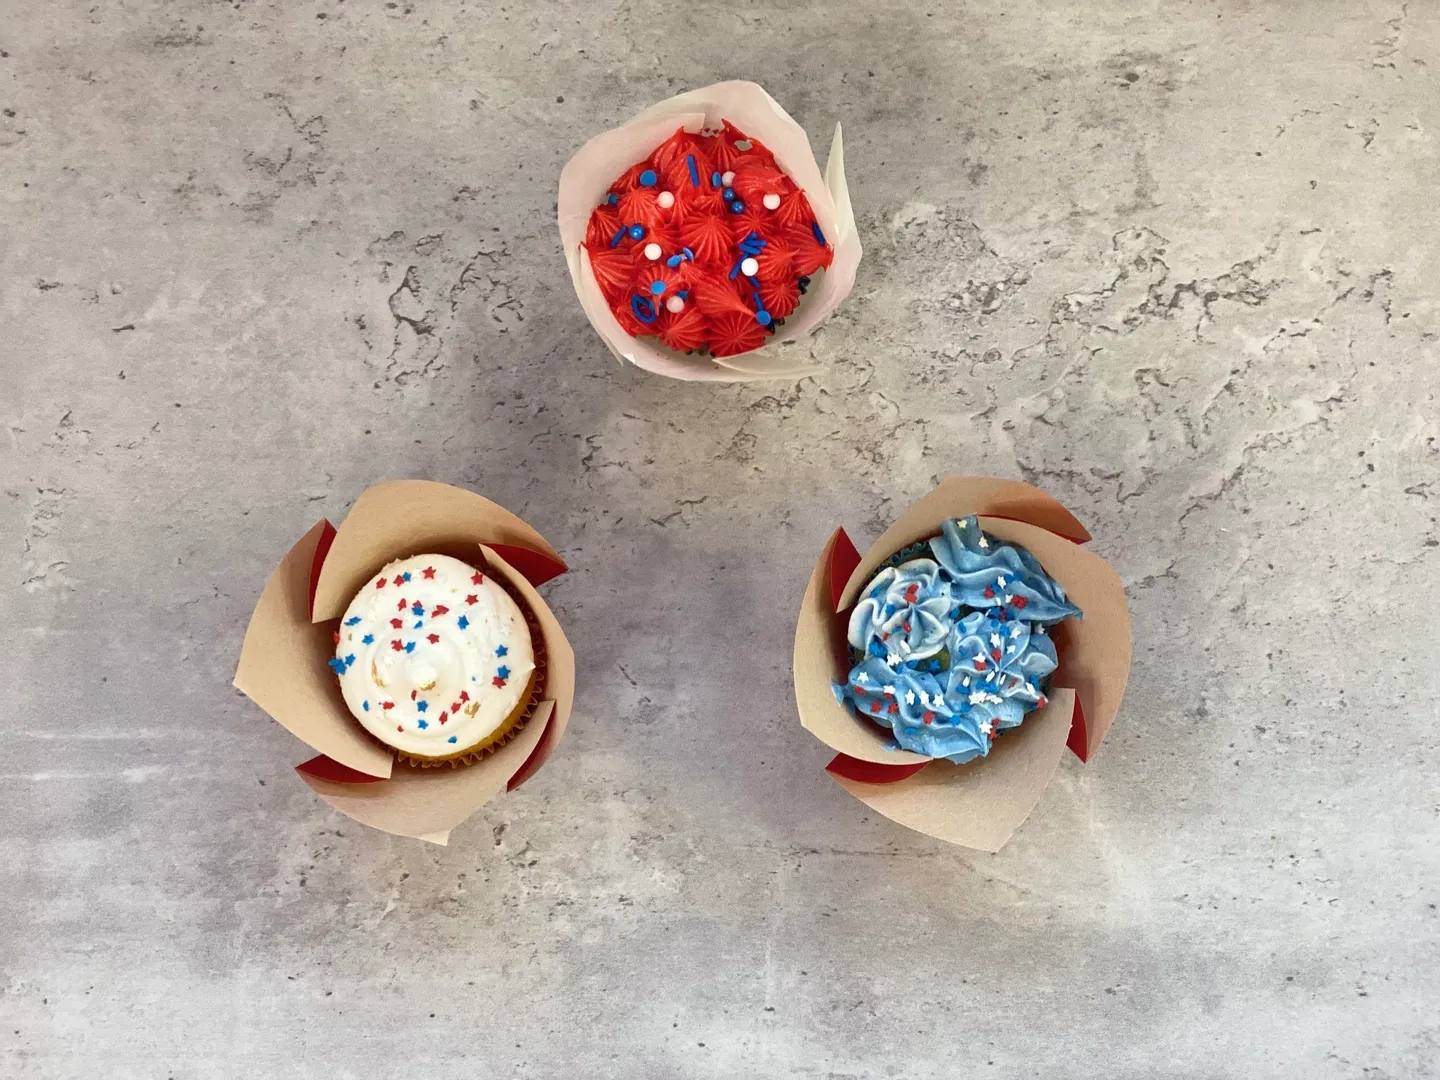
(361, 633), (374, 645)
(411, 603), (424, 616)
(457, 615), (470, 630)
(404, 641), (416, 654)
(495, 644), (508, 657)
(497, 665), (510, 679)
(447, 735), (458, 744)
(327, 658), (345, 674)
(401, 571), (412, 582)
(344, 616), (362, 626)
(417, 718), (428, 730)
(416, 700), (428, 713)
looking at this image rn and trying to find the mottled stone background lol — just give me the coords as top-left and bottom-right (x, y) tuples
(3, 2), (1438, 1077)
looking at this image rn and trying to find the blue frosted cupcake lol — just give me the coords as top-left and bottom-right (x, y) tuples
(834, 516), (1081, 763)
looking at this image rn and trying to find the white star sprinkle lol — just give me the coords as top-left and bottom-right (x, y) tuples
(905, 689), (916, 706)
(989, 632), (1002, 648)
(978, 535), (989, 549)
(882, 685), (896, 697)
(997, 575), (1007, 588)
(855, 671), (870, 685)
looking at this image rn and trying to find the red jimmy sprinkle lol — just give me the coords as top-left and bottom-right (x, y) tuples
(583, 121), (834, 359)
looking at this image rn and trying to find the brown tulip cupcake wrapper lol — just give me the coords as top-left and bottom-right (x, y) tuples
(234, 481), (576, 845)
(397, 582), (548, 770)
(792, 475), (1133, 853)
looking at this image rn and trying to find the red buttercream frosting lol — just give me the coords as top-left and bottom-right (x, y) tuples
(581, 120), (835, 360)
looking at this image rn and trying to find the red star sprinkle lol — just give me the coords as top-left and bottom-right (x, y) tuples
(984, 586), (995, 599)
(391, 640), (403, 652)
(450, 700), (461, 713)
(492, 676), (507, 688)
(870, 701), (883, 714)
(1012, 596), (1028, 610)
(381, 701), (395, 710)
(991, 649), (1002, 662)
(465, 594), (478, 605)
(974, 658), (986, 670)
(396, 597), (407, 612)
(887, 702), (899, 714)
(390, 618), (403, 629)
(438, 711), (448, 725)
(923, 711), (935, 724)
(458, 691), (469, 702)
(902, 622), (912, 633)
(471, 572), (484, 585)
(422, 566), (436, 579)
(396, 725), (404, 732)
(427, 633), (440, 645)
(376, 577), (387, 589)
(431, 604), (449, 617)
(392, 575), (404, 587)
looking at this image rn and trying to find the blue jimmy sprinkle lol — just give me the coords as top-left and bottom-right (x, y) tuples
(710, 170), (722, 187)
(811, 222), (827, 246)
(686, 154), (700, 188)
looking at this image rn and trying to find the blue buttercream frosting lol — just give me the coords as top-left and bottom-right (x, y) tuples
(929, 516), (1080, 625)
(836, 515), (1077, 764)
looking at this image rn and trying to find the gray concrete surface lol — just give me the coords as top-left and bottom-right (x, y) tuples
(4, 2), (1438, 1077)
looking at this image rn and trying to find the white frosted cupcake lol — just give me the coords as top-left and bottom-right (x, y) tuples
(328, 553), (539, 765)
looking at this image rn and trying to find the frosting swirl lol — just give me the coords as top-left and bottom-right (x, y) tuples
(929, 516), (1080, 625)
(331, 553), (535, 759)
(836, 516), (1077, 763)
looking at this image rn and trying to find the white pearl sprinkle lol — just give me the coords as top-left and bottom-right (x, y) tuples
(643, 242), (662, 261)
(739, 256), (759, 277)
(657, 191), (675, 209)
(762, 192), (781, 210)
(665, 294), (685, 313)
(721, 170), (736, 186)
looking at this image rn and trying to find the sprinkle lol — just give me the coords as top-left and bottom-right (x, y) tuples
(392, 576), (404, 587)
(710, 170), (722, 187)
(465, 594), (478, 605)
(327, 658), (346, 674)
(639, 168), (658, 187)
(411, 602), (425, 616)
(422, 566), (435, 579)
(448, 736), (458, 744)
(870, 701), (883, 714)
(606, 192), (619, 206)
(397, 597), (408, 612)
(457, 615), (470, 630)
(497, 665), (511, 679)
(397, 725), (404, 732)
(495, 645), (508, 657)
(887, 702), (899, 714)
(390, 618), (403, 629)
(344, 616), (362, 626)
(608, 227), (626, 248)
(416, 700), (429, 713)
(729, 199), (745, 213)
(376, 577), (387, 589)
(362, 700), (370, 711)
(427, 633), (440, 644)
(438, 711), (448, 725)
(665, 295), (685, 313)
(362, 633), (374, 645)
(740, 256), (759, 277)
(657, 190), (675, 209)
(631, 294), (659, 323)
(997, 575), (1007, 588)
(381, 701), (395, 710)
(432, 605), (449, 617)
(402, 572), (412, 582)
(923, 711), (935, 724)
(1012, 596), (1028, 610)
(627, 223), (646, 241)
(391, 640), (403, 652)
(492, 675), (507, 688)
(734, 139), (752, 151)
(721, 170), (736, 186)
(412, 620), (423, 630)
(666, 254), (684, 268)
(459, 691), (470, 702)
(721, 187), (736, 202)
(762, 193), (781, 210)
(686, 155), (700, 188)
(991, 649), (1002, 661)
(648, 279), (666, 296)
(811, 221), (827, 245)
(404, 641), (416, 654)
(755, 309), (772, 327)
(417, 718), (428, 730)
(643, 242), (662, 261)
